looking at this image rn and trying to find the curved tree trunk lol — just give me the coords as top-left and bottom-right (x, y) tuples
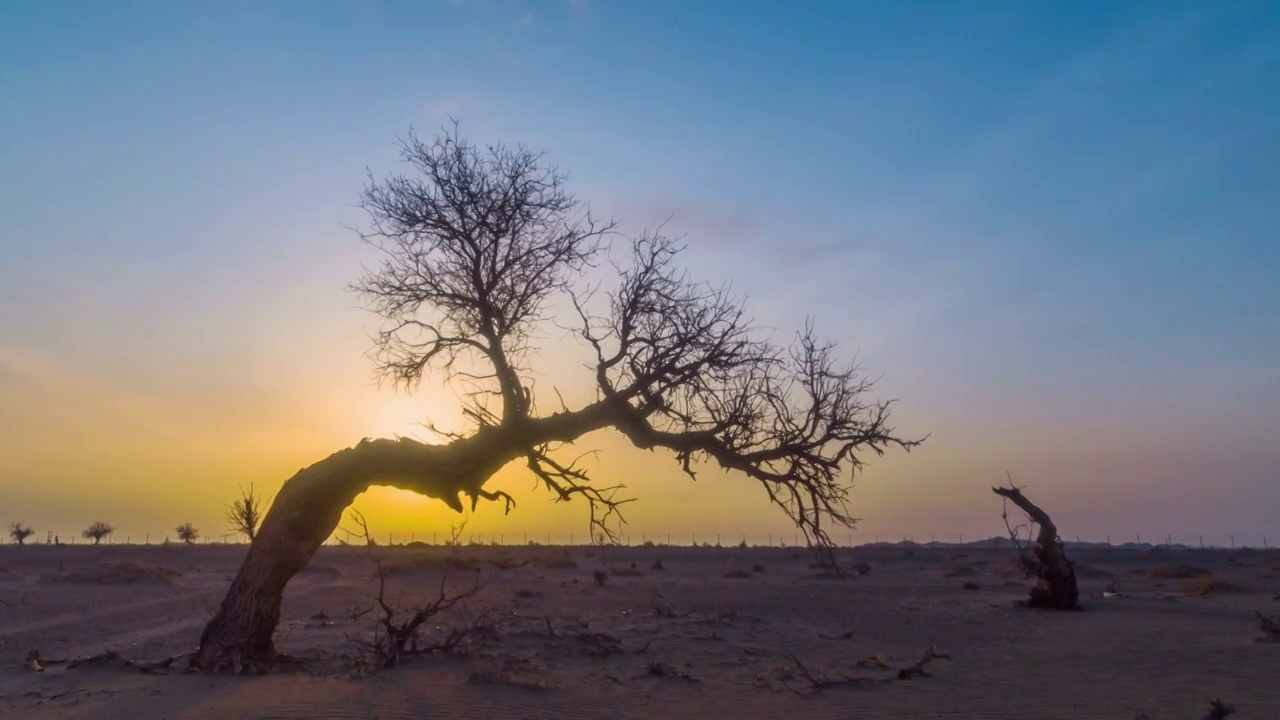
(191, 435), (515, 671)
(992, 485), (1079, 610)
(191, 405), (619, 671)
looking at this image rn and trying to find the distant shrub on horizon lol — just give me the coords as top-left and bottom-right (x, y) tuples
(8, 523), (34, 546)
(176, 523), (200, 545)
(82, 522), (116, 545)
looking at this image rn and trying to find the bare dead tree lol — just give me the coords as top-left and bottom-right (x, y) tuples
(225, 484), (264, 542)
(992, 478), (1079, 610)
(191, 124), (921, 670)
(9, 523), (34, 546)
(82, 521), (115, 545)
(175, 523), (199, 545)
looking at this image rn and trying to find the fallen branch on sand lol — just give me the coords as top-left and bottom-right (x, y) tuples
(778, 653), (872, 694)
(25, 648), (186, 675)
(636, 660), (699, 683)
(896, 645), (952, 680)
(768, 645), (952, 694)
(467, 668), (552, 692)
(541, 616), (645, 656)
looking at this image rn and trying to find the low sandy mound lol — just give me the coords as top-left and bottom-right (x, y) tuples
(994, 558), (1032, 578)
(379, 554), (453, 577)
(1180, 577), (1248, 597)
(43, 561), (182, 586)
(298, 564), (342, 579)
(1074, 564), (1114, 579)
(531, 552), (578, 570)
(1133, 564), (1211, 579)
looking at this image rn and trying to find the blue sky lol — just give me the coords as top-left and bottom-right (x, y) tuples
(1, 1), (1277, 543)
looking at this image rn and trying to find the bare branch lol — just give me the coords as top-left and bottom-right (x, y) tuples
(525, 445), (633, 544)
(225, 483), (265, 542)
(350, 127), (918, 550)
(895, 645), (952, 680)
(353, 121), (616, 423)
(576, 233), (922, 553)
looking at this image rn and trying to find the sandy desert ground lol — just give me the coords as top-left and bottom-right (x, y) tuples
(1, 541), (1277, 719)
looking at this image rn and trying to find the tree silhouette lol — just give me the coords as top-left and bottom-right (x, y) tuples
(224, 484), (264, 542)
(192, 124), (921, 670)
(176, 523), (199, 545)
(82, 521), (115, 545)
(8, 523), (34, 546)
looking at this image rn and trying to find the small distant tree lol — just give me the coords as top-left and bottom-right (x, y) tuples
(225, 484), (264, 542)
(176, 523), (200, 545)
(82, 521), (115, 545)
(9, 523), (34, 545)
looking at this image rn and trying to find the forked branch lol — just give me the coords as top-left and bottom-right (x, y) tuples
(575, 234), (923, 552)
(526, 444), (633, 543)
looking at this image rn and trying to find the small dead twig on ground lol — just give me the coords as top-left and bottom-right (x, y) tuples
(26, 648), (186, 675)
(654, 602), (686, 618)
(1138, 698), (1238, 720)
(1202, 698), (1235, 719)
(778, 653), (869, 694)
(541, 617), (626, 656)
(344, 511), (495, 672)
(1256, 610), (1280, 643)
(637, 660), (699, 683)
(467, 669), (551, 692)
(896, 645), (951, 679)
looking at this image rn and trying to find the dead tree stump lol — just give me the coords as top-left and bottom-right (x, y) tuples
(992, 484), (1079, 610)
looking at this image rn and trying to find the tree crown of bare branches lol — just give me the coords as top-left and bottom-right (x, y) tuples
(176, 523), (199, 544)
(9, 523), (34, 544)
(353, 124), (922, 549)
(354, 121), (615, 422)
(225, 484), (263, 541)
(82, 521), (115, 543)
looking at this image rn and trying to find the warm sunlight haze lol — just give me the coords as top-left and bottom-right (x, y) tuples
(0, 2), (1277, 716)
(3, 1), (1275, 547)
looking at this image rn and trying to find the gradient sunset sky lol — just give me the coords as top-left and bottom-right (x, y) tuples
(1, 1), (1276, 546)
